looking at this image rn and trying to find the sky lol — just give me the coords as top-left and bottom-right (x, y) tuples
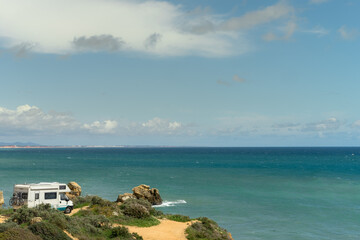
(0, 0), (359, 146)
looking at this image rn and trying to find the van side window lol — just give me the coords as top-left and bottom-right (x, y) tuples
(59, 185), (66, 190)
(44, 192), (57, 200)
(21, 193), (28, 200)
(35, 193), (39, 200)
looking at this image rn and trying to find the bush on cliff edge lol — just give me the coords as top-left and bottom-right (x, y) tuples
(186, 217), (232, 240)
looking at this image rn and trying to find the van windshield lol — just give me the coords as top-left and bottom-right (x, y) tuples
(60, 193), (69, 201)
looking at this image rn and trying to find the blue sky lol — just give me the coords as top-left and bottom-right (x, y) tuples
(0, 0), (359, 146)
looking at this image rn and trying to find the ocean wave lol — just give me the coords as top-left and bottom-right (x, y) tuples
(154, 200), (187, 208)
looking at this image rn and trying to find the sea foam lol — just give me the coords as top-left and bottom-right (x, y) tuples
(154, 200), (187, 208)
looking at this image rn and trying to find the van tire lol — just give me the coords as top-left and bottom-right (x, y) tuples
(64, 207), (72, 214)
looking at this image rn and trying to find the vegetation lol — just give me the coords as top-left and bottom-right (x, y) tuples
(110, 226), (143, 240)
(0, 226), (42, 240)
(186, 217), (232, 240)
(28, 222), (71, 240)
(0, 195), (230, 240)
(166, 214), (191, 222)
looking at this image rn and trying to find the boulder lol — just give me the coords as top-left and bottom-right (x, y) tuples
(132, 184), (162, 205)
(116, 193), (136, 203)
(0, 191), (4, 207)
(66, 182), (82, 199)
(30, 217), (42, 224)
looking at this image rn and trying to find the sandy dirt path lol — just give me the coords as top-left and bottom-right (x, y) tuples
(0, 215), (8, 223)
(115, 219), (193, 240)
(68, 206), (89, 216)
(64, 230), (79, 240)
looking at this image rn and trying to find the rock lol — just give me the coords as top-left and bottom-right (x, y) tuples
(132, 184), (162, 205)
(112, 211), (119, 216)
(0, 191), (4, 207)
(116, 193), (136, 203)
(66, 182), (82, 199)
(228, 233), (234, 240)
(30, 217), (42, 224)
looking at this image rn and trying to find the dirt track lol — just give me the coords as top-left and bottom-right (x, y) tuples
(116, 219), (193, 240)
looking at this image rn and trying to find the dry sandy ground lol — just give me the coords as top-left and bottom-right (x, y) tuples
(68, 206), (89, 216)
(116, 219), (193, 240)
(0, 215), (8, 223)
(64, 230), (79, 240)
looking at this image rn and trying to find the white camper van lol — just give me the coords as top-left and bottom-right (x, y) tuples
(10, 182), (74, 214)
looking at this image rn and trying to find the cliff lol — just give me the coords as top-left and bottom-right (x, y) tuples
(0, 183), (233, 240)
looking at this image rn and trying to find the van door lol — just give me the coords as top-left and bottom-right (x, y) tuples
(58, 193), (69, 211)
(34, 192), (40, 207)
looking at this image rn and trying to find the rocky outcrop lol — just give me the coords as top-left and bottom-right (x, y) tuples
(116, 184), (163, 205)
(0, 191), (4, 207)
(117, 193), (136, 203)
(66, 182), (82, 199)
(30, 217), (42, 224)
(132, 184), (162, 205)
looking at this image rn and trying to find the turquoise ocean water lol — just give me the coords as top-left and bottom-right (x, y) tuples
(1, 147), (360, 239)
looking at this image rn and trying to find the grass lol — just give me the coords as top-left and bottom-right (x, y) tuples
(73, 202), (90, 209)
(166, 214), (192, 222)
(0, 208), (14, 217)
(111, 216), (160, 227)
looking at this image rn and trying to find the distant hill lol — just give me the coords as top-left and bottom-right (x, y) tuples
(0, 142), (41, 146)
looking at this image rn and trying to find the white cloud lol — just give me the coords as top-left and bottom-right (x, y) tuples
(0, 105), (79, 133)
(303, 26), (329, 37)
(83, 120), (118, 134)
(218, 2), (293, 31)
(352, 120), (360, 128)
(262, 20), (296, 41)
(140, 117), (183, 135)
(0, 0), (295, 57)
(338, 25), (358, 40)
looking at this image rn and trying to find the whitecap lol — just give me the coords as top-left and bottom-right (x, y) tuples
(153, 200), (187, 208)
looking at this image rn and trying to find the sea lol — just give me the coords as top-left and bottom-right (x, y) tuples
(1, 147), (360, 240)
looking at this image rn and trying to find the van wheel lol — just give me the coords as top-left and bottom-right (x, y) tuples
(64, 207), (72, 214)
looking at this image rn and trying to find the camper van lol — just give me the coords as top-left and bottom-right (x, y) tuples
(10, 182), (74, 214)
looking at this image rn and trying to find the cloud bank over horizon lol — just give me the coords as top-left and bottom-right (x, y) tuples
(0, 105), (187, 137)
(1, 105), (359, 146)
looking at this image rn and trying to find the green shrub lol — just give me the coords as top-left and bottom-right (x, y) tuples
(72, 196), (93, 209)
(48, 214), (68, 229)
(132, 232), (143, 240)
(10, 204), (68, 225)
(122, 199), (152, 210)
(109, 226), (143, 240)
(0, 227), (42, 240)
(92, 204), (118, 217)
(90, 196), (113, 207)
(120, 199), (153, 219)
(110, 226), (132, 238)
(186, 217), (231, 240)
(111, 215), (160, 227)
(28, 222), (71, 240)
(66, 213), (111, 238)
(0, 222), (17, 233)
(149, 208), (163, 217)
(166, 214), (191, 222)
